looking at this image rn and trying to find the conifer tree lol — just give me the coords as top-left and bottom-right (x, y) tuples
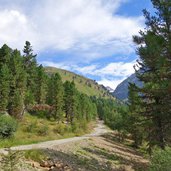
(23, 41), (37, 102)
(0, 65), (10, 113)
(63, 81), (76, 123)
(47, 73), (64, 121)
(132, 0), (171, 150)
(35, 65), (47, 104)
(0, 44), (12, 67)
(8, 50), (26, 119)
(128, 83), (144, 148)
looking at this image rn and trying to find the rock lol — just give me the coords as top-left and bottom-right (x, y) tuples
(55, 163), (64, 168)
(40, 160), (55, 168)
(32, 161), (40, 168)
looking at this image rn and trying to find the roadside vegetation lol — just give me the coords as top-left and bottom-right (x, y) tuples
(0, 41), (98, 147)
(96, 1), (171, 170)
(0, 0), (171, 171)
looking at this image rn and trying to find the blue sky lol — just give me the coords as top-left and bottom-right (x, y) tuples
(0, 0), (153, 89)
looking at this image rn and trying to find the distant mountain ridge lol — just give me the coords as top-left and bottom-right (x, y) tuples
(45, 67), (114, 99)
(113, 73), (143, 100)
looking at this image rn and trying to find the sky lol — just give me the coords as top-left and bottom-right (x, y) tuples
(0, 0), (153, 90)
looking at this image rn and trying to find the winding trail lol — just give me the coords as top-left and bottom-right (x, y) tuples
(0, 120), (110, 154)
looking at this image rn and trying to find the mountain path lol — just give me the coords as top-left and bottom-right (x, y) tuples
(0, 120), (110, 154)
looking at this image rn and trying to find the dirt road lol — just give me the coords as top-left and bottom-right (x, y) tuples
(0, 120), (110, 153)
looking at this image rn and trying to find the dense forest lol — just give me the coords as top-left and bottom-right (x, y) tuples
(98, 1), (171, 167)
(0, 0), (171, 170)
(0, 42), (101, 139)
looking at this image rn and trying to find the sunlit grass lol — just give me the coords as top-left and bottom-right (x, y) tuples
(0, 113), (94, 148)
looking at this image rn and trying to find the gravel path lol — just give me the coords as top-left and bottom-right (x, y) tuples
(0, 120), (110, 154)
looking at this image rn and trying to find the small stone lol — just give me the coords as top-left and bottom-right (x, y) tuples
(55, 163), (63, 168)
(40, 161), (48, 167)
(32, 161), (40, 168)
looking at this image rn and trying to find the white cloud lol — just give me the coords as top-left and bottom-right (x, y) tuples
(42, 60), (136, 89)
(41, 61), (71, 70)
(0, 10), (35, 50)
(94, 61), (136, 77)
(98, 78), (125, 90)
(0, 0), (143, 61)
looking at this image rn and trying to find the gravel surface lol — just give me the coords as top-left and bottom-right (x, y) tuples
(0, 120), (110, 154)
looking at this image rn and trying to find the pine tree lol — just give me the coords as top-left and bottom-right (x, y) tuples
(132, 0), (171, 150)
(0, 44), (12, 67)
(35, 65), (47, 104)
(128, 83), (144, 148)
(23, 41), (37, 102)
(0, 65), (10, 113)
(8, 50), (26, 119)
(63, 81), (76, 123)
(47, 73), (64, 121)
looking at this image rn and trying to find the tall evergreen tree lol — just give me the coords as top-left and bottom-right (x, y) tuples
(128, 83), (144, 148)
(63, 81), (76, 123)
(47, 73), (64, 121)
(0, 65), (10, 113)
(23, 41), (37, 102)
(8, 50), (26, 119)
(0, 44), (12, 67)
(132, 0), (171, 150)
(35, 65), (47, 104)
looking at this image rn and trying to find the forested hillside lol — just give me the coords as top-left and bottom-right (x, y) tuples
(1, 1), (171, 170)
(45, 67), (114, 99)
(0, 42), (120, 149)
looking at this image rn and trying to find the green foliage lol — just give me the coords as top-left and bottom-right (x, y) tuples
(24, 121), (37, 133)
(64, 81), (77, 123)
(24, 90), (35, 108)
(47, 73), (64, 121)
(0, 115), (17, 139)
(128, 83), (144, 148)
(149, 147), (171, 171)
(129, 0), (171, 151)
(23, 41), (37, 102)
(36, 124), (49, 136)
(0, 41), (106, 145)
(93, 97), (129, 141)
(8, 49), (26, 119)
(0, 65), (10, 112)
(53, 123), (67, 135)
(24, 149), (47, 162)
(35, 65), (47, 104)
(1, 148), (23, 171)
(45, 67), (114, 99)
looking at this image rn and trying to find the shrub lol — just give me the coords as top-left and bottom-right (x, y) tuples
(28, 104), (53, 119)
(36, 125), (49, 136)
(53, 123), (66, 135)
(0, 115), (17, 139)
(1, 148), (23, 171)
(149, 147), (171, 171)
(24, 150), (47, 162)
(25, 121), (37, 133)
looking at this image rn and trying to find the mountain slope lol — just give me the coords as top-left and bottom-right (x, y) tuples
(45, 67), (114, 99)
(113, 73), (143, 100)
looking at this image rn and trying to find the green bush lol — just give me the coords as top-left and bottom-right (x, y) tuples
(24, 150), (47, 162)
(149, 147), (171, 171)
(0, 115), (17, 139)
(25, 121), (37, 133)
(36, 125), (49, 136)
(53, 123), (66, 135)
(1, 148), (22, 171)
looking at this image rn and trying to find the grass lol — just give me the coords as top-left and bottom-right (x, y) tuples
(45, 67), (115, 99)
(24, 149), (47, 162)
(0, 113), (95, 148)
